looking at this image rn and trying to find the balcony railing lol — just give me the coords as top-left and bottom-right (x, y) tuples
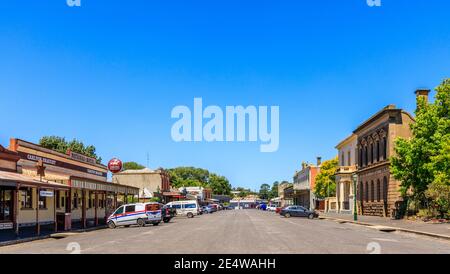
(336, 166), (357, 174)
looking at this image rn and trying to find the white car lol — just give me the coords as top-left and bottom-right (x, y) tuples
(267, 205), (277, 212)
(166, 200), (199, 218)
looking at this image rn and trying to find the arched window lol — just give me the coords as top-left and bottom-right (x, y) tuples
(364, 146), (368, 167)
(348, 151), (351, 166)
(370, 181), (375, 202)
(365, 182), (369, 202)
(359, 148), (363, 167)
(359, 181), (364, 201)
(376, 140), (380, 162)
(376, 179), (381, 202)
(341, 152), (345, 166)
(383, 137), (387, 160)
(369, 143), (373, 164)
(383, 176), (388, 202)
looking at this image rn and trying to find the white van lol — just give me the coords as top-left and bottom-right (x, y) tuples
(166, 200), (199, 218)
(107, 203), (148, 229)
(143, 202), (163, 226)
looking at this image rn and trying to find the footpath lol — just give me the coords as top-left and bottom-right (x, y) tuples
(320, 212), (450, 241)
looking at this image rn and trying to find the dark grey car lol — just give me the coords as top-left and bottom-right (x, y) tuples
(279, 206), (318, 219)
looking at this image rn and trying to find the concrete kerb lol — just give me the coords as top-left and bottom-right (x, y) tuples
(0, 225), (108, 247)
(319, 216), (450, 241)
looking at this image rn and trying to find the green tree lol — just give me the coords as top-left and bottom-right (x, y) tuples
(167, 167), (231, 195)
(39, 136), (102, 164)
(425, 182), (450, 218)
(391, 79), (450, 205)
(123, 162), (145, 171)
(313, 157), (338, 199)
(270, 181), (280, 199)
(209, 174), (232, 195)
(259, 183), (271, 200)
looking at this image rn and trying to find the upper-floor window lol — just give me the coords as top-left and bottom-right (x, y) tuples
(347, 151), (351, 166)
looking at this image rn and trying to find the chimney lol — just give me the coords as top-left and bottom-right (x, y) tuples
(317, 157), (322, 166)
(301, 162), (307, 170)
(415, 89), (430, 109)
(9, 138), (18, 152)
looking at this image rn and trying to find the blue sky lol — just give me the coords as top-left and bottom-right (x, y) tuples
(0, 0), (449, 191)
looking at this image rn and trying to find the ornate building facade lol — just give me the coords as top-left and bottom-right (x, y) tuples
(354, 100), (418, 217)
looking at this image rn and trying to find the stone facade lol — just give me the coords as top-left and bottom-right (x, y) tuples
(354, 105), (415, 217)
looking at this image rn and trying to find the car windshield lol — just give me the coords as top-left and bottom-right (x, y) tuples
(114, 206), (124, 215)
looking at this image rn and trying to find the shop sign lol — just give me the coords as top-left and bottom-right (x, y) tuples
(0, 222), (13, 230)
(67, 150), (97, 165)
(18, 152), (108, 178)
(40, 190), (54, 197)
(108, 158), (123, 174)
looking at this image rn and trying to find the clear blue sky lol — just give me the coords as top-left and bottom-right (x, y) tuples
(0, 0), (449, 191)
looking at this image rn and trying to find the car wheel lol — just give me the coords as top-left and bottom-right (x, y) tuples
(285, 213), (291, 218)
(137, 219), (145, 227)
(163, 218), (170, 223)
(153, 222), (160, 226)
(108, 221), (116, 229)
(187, 212), (194, 218)
(308, 214), (314, 219)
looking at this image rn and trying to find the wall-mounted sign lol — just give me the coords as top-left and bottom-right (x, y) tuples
(18, 152), (108, 178)
(40, 190), (54, 197)
(67, 150), (97, 165)
(0, 222), (13, 230)
(108, 158), (123, 174)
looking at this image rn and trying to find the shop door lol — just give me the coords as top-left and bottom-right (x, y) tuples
(0, 189), (13, 222)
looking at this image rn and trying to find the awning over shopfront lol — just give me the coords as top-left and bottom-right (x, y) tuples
(163, 191), (184, 199)
(0, 170), (69, 189)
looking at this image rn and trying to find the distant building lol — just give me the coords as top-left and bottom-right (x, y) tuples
(179, 186), (212, 204)
(293, 158), (321, 210)
(333, 134), (358, 214)
(112, 167), (172, 203)
(278, 182), (292, 207)
(212, 194), (232, 204)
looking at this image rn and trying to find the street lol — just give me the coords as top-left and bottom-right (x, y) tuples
(1, 210), (449, 254)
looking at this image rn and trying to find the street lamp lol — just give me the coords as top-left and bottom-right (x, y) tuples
(352, 173), (358, 221)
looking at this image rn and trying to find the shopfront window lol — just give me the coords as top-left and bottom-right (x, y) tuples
(73, 192), (79, 209)
(0, 189), (13, 221)
(21, 188), (33, 209)
(39, 194), (47, 209)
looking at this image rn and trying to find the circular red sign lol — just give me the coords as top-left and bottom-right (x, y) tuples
(108, 158), (123, 173)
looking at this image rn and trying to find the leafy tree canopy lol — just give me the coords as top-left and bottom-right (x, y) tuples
(39, 136), (102, 164)
(314, 157), (339, 199)
(123, 162), (146, 171)
(391, 79), (450, 200)
(168, 167), (232, 195)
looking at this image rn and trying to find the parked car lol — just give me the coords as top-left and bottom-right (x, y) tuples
(166, 200), (200, 218)
(267, 205), (277, 212)
(201, 205), (214, 214)
(275, 207), (282, 214)
(162, 204), (177, 223)
(279, 206), (318, 219)
(107, 203), (149, 229)
(208, 204), (218, 213)
(259, 203), (267, 211)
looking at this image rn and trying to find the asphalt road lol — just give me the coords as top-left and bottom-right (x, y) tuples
(1, 209), (449, 254)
